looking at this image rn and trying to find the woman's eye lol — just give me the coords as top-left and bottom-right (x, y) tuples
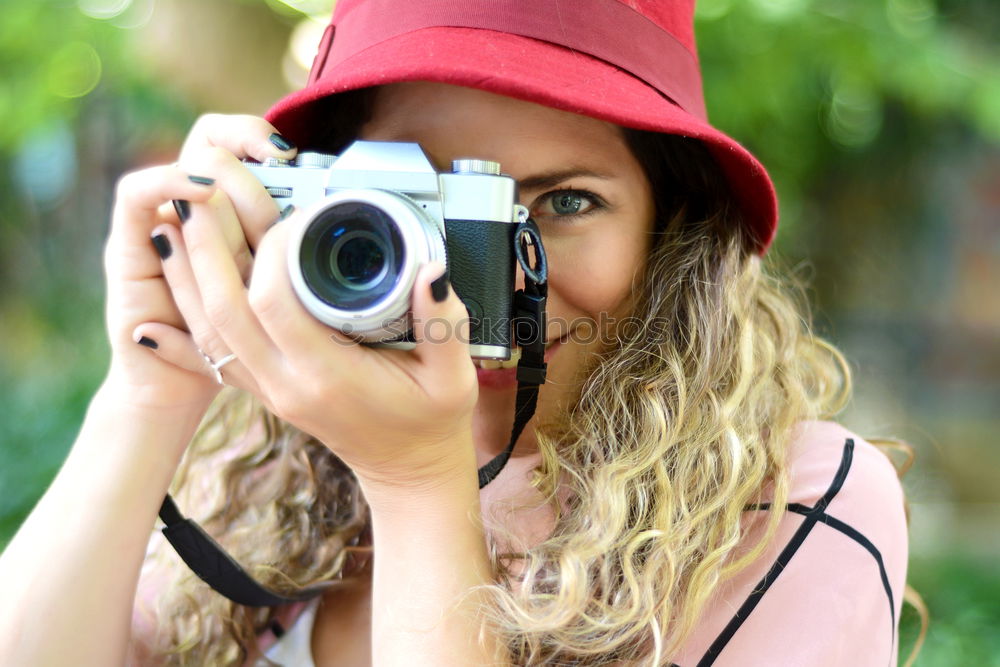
(534, 190), (601, 218)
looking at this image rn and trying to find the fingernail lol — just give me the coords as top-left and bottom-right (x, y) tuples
(265, 204), (295, 231)
(188, 174), (215, 186)
(269, 133), (296, 152)
(277, 203), (296, 222)
(151, 233), (172, 259)
(173, 199), (191, 223)
(430, 267), (450, 303)
(137, 336), (158, 350)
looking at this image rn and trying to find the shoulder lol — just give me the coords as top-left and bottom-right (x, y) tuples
(780, 420), (909, 616)
(785, 419), (902, 496)
(671, 421), (910, 666)
(784, 421), (908, 554)
(784, 420), (905, 503)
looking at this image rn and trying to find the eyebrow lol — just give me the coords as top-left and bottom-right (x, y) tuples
(516, 168), (615, 192)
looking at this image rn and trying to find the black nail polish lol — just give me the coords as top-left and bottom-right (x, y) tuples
(270, 620), (285, 639)
(430, 269), (450, 303)
(265, 204), (295, 232)
(151, 233), (172, 259)
(172, 199), (191, 223)
(269, 133), (296, 152)
(137, 336), (158, 350)
(188, 174), (215, 186)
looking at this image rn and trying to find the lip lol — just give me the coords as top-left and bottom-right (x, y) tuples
(475, 334), (568, 390)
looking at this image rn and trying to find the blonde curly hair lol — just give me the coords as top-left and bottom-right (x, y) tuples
(139, 118), (905, 665)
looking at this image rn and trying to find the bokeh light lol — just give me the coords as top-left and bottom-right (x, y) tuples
(268, 0), (334, 16)
(749, 0), (808, 21)
(77, 0), (132, 20)
(13, 122), (78, 208)
(110, 0), (154, 30)
(283, 16), (329, 89)
(826, 73), (883, 148)
(46, 41), (102, 99)
(887, 0), (937, 39)
(696, 0), (735, 21)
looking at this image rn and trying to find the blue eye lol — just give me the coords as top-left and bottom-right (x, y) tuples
(553, 192), (584, 215)
(534, 189), (601, 218)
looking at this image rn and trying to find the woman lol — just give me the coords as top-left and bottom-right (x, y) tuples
(0, 1), (910, 665)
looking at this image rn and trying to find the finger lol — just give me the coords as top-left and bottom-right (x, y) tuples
(131, 322), (262, 395)
(410, 261), (475, 384)
(108, 166), (218, 281)
(190, 185), (256, 285)
(158, 186), (255, 286)
(180, 113), (297, 164)
(177, 145), (282, 252)
(181, 198), (282, 381)
(130, 322), (213, 377)
(105, 272), (187, 352)
(151, 223), (234, 354)
(247, 213), (368, 366)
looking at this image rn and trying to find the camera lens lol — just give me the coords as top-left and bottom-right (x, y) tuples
(329, 230), (387, 290)
(300, 202), (405, 311)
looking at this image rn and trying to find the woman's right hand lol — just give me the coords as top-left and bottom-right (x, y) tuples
(102, 114), (297, 414)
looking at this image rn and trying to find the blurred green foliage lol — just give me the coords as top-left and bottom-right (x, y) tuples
(696, 0), (1000, 237)
(0, 1), (190, 152)
(1, 1), (998, 663)
(901, 554), (1000, 665)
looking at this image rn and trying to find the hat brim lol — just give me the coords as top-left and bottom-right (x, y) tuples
(266, 27), (777, 251)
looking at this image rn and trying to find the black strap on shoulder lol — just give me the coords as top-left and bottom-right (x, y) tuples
(160, 217), (548, 607)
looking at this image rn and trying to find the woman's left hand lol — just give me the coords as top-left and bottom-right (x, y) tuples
(150, 200), (480, 492)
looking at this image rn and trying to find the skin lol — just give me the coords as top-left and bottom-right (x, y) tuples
(0, 82), (655, 665)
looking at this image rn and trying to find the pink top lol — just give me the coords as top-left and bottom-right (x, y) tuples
(670, 420), (909, 666)
(258, 421), (909, 666)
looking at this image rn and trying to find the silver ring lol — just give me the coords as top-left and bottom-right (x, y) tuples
(199, 349), (237, 385)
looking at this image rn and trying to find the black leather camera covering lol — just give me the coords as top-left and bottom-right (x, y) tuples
(444, 219), (516, 351)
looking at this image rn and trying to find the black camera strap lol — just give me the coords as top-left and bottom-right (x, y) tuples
(159, 218), (548, 607)
(477, 217), (548, 487)
(159, 495), (334, 606)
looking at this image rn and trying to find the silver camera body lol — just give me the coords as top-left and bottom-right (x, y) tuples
(244, 141), (526, 360)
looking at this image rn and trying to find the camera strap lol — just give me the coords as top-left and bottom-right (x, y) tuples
(159, 218), (549, 607)
(159, 495), (334, 606)
(477, 217), (548, 488)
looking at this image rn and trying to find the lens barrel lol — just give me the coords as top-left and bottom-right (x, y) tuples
(287, 189), (446, 342)
(300, 202), (404, 311)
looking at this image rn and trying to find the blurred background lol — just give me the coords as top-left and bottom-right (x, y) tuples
(0, 0), (997, 663)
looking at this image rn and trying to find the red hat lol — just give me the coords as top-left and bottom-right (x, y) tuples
(266, 0), (778, 252)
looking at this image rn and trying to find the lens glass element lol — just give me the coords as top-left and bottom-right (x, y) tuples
(300, 202), (405, 311)
(330, 230), (387, 290)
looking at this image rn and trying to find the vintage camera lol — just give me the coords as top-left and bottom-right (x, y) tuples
(244, 140), (531, 360)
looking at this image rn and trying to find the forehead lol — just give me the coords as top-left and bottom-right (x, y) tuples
(358, 82), (635, 176)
